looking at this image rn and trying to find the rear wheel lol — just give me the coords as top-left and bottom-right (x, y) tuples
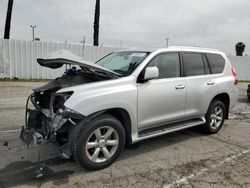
(204, 100), (226, 134)
(73, 114), (125, 170)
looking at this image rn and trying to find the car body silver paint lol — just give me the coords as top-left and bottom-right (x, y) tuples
(137, 77), (186, 130)
(57, 47), (238, 143)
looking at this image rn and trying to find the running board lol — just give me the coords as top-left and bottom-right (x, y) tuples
(136, 118), (206, 142)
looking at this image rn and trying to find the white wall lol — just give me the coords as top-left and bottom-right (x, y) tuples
(0, 39), (250, 80)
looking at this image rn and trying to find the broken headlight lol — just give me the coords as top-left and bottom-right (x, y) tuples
(52, 91), (84, 120)
(52, 91), (74, 113)
(61, 107), (85, 120)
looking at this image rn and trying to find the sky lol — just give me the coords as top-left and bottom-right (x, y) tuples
(0, 0), (249, 54)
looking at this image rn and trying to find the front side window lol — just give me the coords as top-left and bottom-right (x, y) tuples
(96, 51), (149, 76)
(148, 53), (181, 79)
(183, 53), (205, 76)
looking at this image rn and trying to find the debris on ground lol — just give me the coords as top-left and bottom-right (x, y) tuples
(34, 165), (45, 179)
(3, 141), (9, 146)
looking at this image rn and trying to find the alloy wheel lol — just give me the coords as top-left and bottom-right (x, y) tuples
(85, 126), (119, 163)
(209, 106), (223, 129)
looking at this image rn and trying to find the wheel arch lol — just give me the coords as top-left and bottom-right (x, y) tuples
(66, 107), (132, 159)
(102, 108), (132, 145)
(210, 93), (230, 119)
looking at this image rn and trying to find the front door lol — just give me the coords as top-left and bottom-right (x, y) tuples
(137, 52), (186, 130)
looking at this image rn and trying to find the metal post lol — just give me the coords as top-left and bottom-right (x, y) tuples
(166, 37), (170, 47)
(81, 36), (86, 57)
(30, 25), (36, 42)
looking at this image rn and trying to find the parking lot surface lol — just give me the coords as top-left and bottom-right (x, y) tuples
(0, 81), (250, 188)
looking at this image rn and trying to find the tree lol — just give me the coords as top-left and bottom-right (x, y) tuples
(4, 0), (14, 39)
(235, 42), (246, 56)
(93, 0), (100, 46)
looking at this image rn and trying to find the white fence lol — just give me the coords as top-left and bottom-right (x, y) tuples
(227, 55), (250, 81)
(0, 39), (250, 80)
(0, 39), (120, 79)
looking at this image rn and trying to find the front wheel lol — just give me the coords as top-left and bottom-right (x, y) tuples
(203, 100), (226, 134)
(73, 114), (125, 170)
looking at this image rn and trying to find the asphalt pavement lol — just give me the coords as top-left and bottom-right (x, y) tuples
(0, 81), (249, 188)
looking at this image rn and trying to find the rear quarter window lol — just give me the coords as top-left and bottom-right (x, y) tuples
(206, 53), (225, 74)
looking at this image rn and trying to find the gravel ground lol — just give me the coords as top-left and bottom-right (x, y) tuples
(0, 81), (249, 188)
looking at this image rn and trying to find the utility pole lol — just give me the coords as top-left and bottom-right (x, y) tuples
(120, 40), (123, 49)
(4, 0), (14, 39)
(166, 37), (170, 47)
(81, 36), (86, 57)
(30, 25), (36, 41)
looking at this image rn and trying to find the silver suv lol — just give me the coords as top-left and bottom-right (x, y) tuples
(20, 47), (238, 170)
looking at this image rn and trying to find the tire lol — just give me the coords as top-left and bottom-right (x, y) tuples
(203, 100), (226, 134)
(73, 114), (125, 170)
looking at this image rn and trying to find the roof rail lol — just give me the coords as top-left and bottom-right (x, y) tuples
(168, 46), (221, 52)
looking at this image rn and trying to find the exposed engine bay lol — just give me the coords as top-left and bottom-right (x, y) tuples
(20, 66), (115, 151)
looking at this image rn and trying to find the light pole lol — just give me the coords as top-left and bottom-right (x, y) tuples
(30, 25), (36, 41)
(166, 37), (170, 47)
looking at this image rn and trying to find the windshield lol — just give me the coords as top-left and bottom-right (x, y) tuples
(95, 51), (150, 76)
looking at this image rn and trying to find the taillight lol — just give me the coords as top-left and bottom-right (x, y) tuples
(231, 68), (238, 85)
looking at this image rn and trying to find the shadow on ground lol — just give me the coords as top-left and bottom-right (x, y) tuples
(0, 127), (208, 187)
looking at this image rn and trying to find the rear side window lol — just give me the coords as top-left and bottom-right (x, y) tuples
(206, 53), (225, 74)
(183, 53), (205, 76)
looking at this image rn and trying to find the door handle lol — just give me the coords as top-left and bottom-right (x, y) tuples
(175, 85), (185, 89)
(207, 81), (215, 85)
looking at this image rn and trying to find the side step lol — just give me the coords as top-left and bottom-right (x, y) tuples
(137, 118), (206, 141)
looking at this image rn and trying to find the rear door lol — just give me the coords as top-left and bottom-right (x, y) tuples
(182, 52), (218, 118)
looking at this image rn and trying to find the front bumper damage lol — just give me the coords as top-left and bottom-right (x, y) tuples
(20, 126), (43, 146)
(20, 93), (84, 158)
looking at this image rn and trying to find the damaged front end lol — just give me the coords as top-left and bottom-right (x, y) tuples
(20, 90), (83, 145)
(20, 50), (121, 158)
(19, 67), (103, 158)
(20, 87), (86, 160)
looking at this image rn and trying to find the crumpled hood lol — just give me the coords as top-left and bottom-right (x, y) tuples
(37, 49), (121, 76)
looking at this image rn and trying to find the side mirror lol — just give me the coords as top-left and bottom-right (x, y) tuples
(144, 66), (159, 81)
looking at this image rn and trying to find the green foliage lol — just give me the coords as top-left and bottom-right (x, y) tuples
(235, 42), (246, 56)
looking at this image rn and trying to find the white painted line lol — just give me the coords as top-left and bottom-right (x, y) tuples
(239, 111), (250, 115)
(0, 129), (21, 133)
(228, 115), (237, 119)
(163, 149), (250, 188)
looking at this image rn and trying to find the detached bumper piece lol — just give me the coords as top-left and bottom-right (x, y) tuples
(20, 126), (43, 146)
